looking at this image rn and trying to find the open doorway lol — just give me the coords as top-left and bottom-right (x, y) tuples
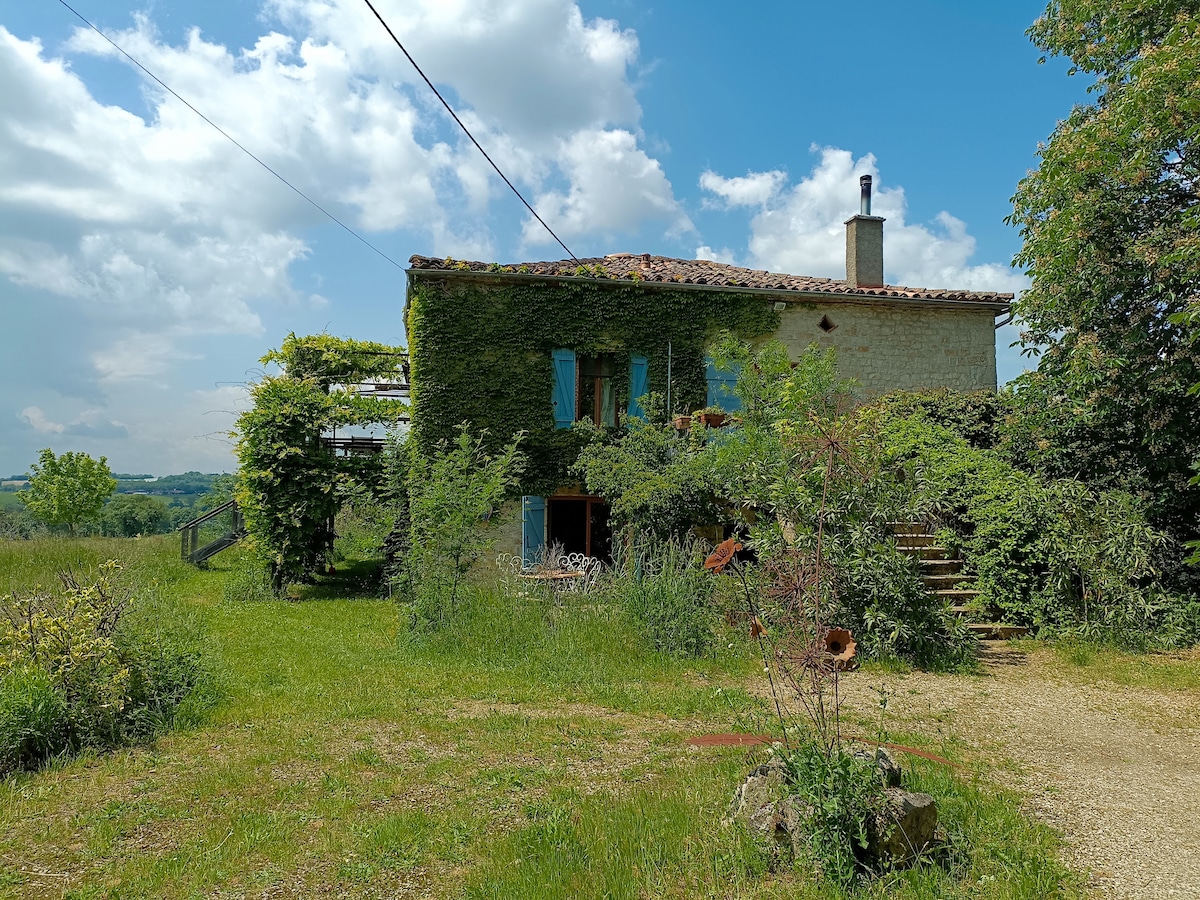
(547, 496), (612, 562)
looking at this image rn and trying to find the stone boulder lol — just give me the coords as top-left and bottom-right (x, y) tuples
(726, 754), (806, 865)
(727, 747), (939, 872)
(867, 788), (938, 862)
(853, 746), (902, 788)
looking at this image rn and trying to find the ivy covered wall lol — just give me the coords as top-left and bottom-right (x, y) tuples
(405, 272), (780, 495)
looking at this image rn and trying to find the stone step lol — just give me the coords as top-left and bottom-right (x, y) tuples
(933, 588), (981, 601)
(949, 605), (977, 615)
(887, 522), (932, 535)
(921, 573), (973, 589)
(920, 558), (965, 574)
(897, 546), (951, 560)
(893, 534), (939, 548)
(966, 623), (1030, 640)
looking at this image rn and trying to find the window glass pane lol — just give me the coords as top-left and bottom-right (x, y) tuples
(578, 367), (595, 422)
(599, 375), (615, 426)
(577, 354), (616, 425)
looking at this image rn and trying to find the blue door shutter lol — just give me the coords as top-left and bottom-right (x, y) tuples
(705, 358), (742, 412)
(521, 496), (546, 567)
(551, 349), (576, 429)
(627, 354), (649, 421)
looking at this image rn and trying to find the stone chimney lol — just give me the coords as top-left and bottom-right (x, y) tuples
(845, 175), (885, 288)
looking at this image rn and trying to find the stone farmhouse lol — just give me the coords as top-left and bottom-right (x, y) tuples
(404, 176), (1012, 565)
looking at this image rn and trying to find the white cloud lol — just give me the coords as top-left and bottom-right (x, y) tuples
(700, 146), (1027, 295)
(698, 169), (786, 208)
(0, 4), (677, 353)
(0, 2), (683, 471)
(266, 0), (641, 144)
(524, 129), (690, 245)
(695, 244), (736, 265)
(19, 407), (64, 435)
(18, 406), (129, 439)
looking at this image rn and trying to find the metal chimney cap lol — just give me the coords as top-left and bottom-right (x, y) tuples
(859, 175), (873, 187)
(859, 175), (873, 216)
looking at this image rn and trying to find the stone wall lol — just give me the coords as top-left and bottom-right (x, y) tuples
(773, 299), (999, 395)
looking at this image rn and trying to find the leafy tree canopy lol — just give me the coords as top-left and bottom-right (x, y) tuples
(18, 449), (116, 532)
(262, 332), (408, 387)
(1008, 0), (1200, 551)
(100, 494), (171, 537)
(235, 334), (408, 590)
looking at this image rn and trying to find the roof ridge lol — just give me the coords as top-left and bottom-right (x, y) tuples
(407, 254), (1014, 305)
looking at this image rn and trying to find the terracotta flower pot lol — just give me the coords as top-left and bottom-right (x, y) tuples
(672, 415), (692, 430)
(698, 412), (727, 428)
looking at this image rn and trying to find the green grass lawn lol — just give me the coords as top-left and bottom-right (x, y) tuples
(0, 537), (1086, 899)
(0, 493), (23, 512)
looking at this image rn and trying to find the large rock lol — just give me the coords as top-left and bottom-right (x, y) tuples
(728, 749), (939, 872)
(727, 754), (788, 824)
(853, 746), (902, 788)
(868, 788), (938, 862)
(726, 755), (804, 865)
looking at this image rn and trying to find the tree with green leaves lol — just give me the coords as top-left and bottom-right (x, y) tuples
(100, 494), (171, 538)
(1007, 0), (1200, 560)
(234, 334), (408, 591)
(396, 427), (524, 628)
(18, 449), (116, 533)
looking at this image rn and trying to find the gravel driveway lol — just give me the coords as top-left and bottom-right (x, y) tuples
(835, 646), (1200, 900)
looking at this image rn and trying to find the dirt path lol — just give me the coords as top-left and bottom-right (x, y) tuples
(833, 647), (1200, 899)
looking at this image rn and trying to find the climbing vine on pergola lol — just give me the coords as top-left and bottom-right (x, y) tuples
(235, 333), (408, 590)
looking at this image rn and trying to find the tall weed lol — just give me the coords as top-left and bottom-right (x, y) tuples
(611, 537), (715, 657)
(222, 554), (276, 603)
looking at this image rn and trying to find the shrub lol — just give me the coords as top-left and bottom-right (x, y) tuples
(115, 587), (223, 735)
(100, 494), (172, 537)
(785, 742), (886, 884)
(704, 338), (974, 668)
(397, 427), (524, 629)
(830, 522), (974, 670)
(0, 562), (219, 774)
(879, 414), (1193, 647)
(875, 388), (1006, 450)
(573, 415), (725, 542)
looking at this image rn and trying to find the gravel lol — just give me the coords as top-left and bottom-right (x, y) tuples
(833, 646), (1200, 899)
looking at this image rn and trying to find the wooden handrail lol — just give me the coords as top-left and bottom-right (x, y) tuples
(176, 499), (237, 531)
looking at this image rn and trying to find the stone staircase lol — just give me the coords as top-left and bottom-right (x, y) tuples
(889, 522), (1029, 641)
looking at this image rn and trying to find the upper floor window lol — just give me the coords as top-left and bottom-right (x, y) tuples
(578, 354), (617, 427)
(551, 349), (649, 430)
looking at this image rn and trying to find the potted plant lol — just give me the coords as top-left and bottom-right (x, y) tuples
(672, 414), (692, 430)
(694, 407), (728, 428)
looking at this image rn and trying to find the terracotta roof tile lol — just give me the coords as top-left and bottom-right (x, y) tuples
(408, 254), (1013, 307)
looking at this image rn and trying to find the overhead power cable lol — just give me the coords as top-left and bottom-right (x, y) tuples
(54, 0), (406, 271)
(359, 0), (582, 265)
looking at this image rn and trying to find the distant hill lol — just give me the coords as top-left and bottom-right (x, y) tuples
(116, 471), (232, 497)
(2, 471), (233, 501)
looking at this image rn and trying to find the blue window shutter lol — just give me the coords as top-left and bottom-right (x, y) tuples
(551, 349), (576, 429)
(522, 496), (546, 567)
(627, 355), (649, 421)
(705, 357), (742, 412)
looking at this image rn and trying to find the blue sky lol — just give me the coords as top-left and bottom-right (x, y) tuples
(0, 0), (1084, 476)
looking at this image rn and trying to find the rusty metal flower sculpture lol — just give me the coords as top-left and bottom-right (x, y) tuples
(703, 537), (742, 573)
(823, 627), (858, 671)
